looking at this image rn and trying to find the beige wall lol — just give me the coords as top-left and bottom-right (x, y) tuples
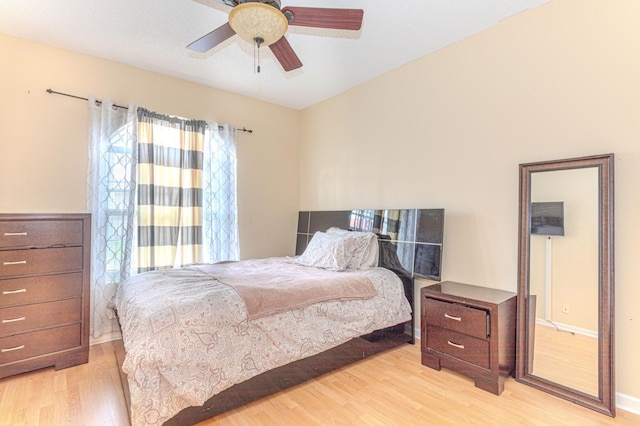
(299, 0), (640, 403)
(2, 0), (639, 407)
(0, 33), (300, 259)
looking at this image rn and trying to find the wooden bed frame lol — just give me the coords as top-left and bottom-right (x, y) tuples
(116, 209), (445, 425)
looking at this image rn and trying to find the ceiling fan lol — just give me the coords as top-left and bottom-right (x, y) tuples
(187, 0), (364, 72)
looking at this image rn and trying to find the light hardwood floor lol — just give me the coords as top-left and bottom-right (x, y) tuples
(0, 340), (638, 425)
(532, 322), (599, 396)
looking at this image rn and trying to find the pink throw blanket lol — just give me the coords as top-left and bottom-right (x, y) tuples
(195, 258), (377, 320)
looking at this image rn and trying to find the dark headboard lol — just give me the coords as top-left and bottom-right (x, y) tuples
(296, 209), (445, 281)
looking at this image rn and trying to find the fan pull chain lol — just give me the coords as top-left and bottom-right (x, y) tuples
(253, 37), (264, 74)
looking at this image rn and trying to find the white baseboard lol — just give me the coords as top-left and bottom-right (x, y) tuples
(535, 318), (598, 339)
(617, 392), (640, 415)
(90, 331), (122, 345)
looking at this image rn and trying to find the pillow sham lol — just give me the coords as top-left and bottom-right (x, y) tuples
(326, 227), (378, 269)
(295, 231), (359, 271)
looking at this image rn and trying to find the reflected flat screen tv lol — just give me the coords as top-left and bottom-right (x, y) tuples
(531, 202), (564, 236)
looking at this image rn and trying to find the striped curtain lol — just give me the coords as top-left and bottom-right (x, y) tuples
(136, 108), (207, 272)
(374, 209), (402, 241)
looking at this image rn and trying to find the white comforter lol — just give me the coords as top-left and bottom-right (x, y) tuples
(113, 257), (412, 425)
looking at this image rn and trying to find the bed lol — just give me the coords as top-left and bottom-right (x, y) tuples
(114, 209), (445, 425)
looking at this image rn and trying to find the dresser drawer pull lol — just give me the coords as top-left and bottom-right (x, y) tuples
(3, 232), (28, 236)
(1, 345), (25, 353)
(2, 260), (27, 266)
(444, 313), (462, 321)
(2, 289), (27, 295)
(2, 316), (26, 324)
(447, 340), (465, 350)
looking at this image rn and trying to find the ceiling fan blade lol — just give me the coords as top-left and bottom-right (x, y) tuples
(269, 37), (302, 72)
(282, 7), (363, 30)
(187, 22), (236, 53)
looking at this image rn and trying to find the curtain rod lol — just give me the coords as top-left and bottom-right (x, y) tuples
(46, 89), (253, 133)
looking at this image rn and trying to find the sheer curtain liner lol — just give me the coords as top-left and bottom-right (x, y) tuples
(87, 98), (138, 339)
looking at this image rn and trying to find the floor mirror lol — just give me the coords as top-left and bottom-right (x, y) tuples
(516, 153), (615, 416)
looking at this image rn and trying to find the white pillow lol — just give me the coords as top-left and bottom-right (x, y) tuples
(326, 227), (379, 269)
(295, 231), (358, 271)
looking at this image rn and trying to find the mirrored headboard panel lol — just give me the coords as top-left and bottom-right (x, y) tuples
(296, 209), (445, 281)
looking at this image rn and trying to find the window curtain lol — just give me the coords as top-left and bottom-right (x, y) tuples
(203, 124), (239, 262)
(88, 102), (238, 340)
(136, 109), (208, 272)
(87, 98), (138, 339)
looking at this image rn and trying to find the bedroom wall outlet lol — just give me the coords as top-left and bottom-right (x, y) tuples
(562, 304), (569, 314)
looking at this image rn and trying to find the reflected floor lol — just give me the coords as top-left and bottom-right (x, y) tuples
(531, 321), (599, 396)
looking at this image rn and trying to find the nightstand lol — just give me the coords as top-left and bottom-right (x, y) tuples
(421, 281), (516, 395)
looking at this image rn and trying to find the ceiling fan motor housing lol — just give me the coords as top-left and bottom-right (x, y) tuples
(228, 2), (288, 46)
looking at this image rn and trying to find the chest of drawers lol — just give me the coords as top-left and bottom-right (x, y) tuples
(0, 214), (90, 378)
(421, 281), (516, 395)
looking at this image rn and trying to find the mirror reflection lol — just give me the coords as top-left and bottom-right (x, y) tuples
(529, 168), (599, 396)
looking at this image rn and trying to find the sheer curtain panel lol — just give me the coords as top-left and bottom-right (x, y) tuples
(203, 124), (239, 262)
(87, 98), (138, 339)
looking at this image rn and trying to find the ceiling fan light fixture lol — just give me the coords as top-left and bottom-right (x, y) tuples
(229, 3), (288, 47)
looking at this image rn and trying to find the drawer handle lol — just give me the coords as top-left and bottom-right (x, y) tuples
(2, 289), (27, 295)
(2, 316), (26, 324)
(1, 345), (25, 353)
(2, 260), (27, 266)
(444, 313), (462, 321)
(3, 232), (27, 236)
(447, 340), (465, 350)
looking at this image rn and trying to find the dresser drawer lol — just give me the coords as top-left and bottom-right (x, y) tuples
(0, 323), (81, 365)
(0, 298), (81, 336)
(0, 272), (83, 308)
(424, 298), (488, 340)
(0, 220), (83, 249)
(0, 247), (83, 278)
(427, 325), (489, 369)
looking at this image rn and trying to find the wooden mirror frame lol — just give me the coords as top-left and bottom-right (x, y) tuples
(516, 153), (615, 416)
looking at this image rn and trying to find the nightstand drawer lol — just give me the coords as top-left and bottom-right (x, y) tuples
(0, 272), (83, 308)
(0, 323), (81, 365)
(424, 298), (488, 340)
(427, 325), (489, 369)
(0, 220), (83, 249)
(0, 247), (83, 278)
(0, 298), (82, 336)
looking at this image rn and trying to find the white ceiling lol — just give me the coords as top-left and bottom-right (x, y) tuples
(0, 0), (548, 110)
